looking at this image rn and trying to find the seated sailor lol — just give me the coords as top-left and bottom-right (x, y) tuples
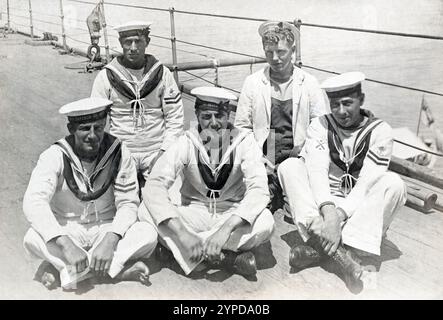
(23, 98), (158, 290)
(278, 72), (407, 288)
(139, 87), (275, 277)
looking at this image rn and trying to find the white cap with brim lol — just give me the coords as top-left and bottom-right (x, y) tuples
(258, 21), (299, 39)
(113, 21), (152, 34)
(191, 87), (237, 113)
(321, 72), (365, 97)
(191, 87), (237, 104)
(59, 97), (113, 122)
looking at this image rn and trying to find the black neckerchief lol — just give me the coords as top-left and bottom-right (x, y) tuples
(105, 54), (163, 107)
(55, 133), (122, 201)
(326, 109), (381, 182)
(196, 123), (236, 198)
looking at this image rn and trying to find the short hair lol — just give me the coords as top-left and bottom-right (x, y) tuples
(262, 23), (295, 46)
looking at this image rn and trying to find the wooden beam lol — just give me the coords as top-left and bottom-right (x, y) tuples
(389, 156), (443, 189)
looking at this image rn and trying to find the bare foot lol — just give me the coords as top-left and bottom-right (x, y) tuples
(117, 261), (150, 285)
(41, 272), (57, 289)
(35, 261), (60, 290)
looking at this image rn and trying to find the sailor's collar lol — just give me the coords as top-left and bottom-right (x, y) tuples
(262, 65), (305, 85)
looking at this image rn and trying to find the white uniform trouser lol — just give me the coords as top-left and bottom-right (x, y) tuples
(278, 158), (407, 256)
(138, 202), (274, 275)
(23, 221), (157, 288)
(131, 151), (158, 181)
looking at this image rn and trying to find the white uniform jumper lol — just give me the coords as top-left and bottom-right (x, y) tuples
(139, 127), (275, 274)
(278, 110), (407, 255)
(91, 55), (184, 178)
(23, 133), (157, 288)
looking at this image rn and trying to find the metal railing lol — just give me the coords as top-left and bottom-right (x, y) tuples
(3, 0), (443, 98)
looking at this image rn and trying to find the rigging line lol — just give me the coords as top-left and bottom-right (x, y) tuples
(67, 0), (170, 12)
(176, 39), (261, 59)
(394, 139), (443, 157)
(182, 70), (214, 85)
(303, 64), (443, 97)
(183, 70), (241, 94)
(67, 0), (443, 40)
(106, 33), (212, 58)
(32, 18), (60, 26)
(174, 40), (443, 96)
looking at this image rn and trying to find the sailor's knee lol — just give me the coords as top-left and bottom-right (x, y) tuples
(129, 221), (158, 245)
(23, 228), (45, 254)
(277, 157), (305, 177)
(254, 209), (275, 239)
(137, 202), (152, 222)
(381, 172), (407, 200)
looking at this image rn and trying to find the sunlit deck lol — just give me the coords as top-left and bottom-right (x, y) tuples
(1, 33), (442, 299)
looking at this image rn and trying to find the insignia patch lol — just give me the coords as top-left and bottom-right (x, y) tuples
(169, 88), (175, 96)
(376, 145), (389, 157)
(315, 140), (326, 150)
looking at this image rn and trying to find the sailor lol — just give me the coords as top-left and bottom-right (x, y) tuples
(91, 21), (184, 184)
(22, 98), (158, 290)
(235, 20), (328, 212)
(138, 87), (274, 277)
(278, 72), (407, 288)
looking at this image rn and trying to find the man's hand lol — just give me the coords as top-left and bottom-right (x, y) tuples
(165, 218), (204, 263)
(204, 215), (245, 262)
(262, 156), (276, 176)
(53, 235), (89, 273)
(179, 230), (204, 263)
(319, 205), (343, 256)
(204, 228), (231, 263)
(90, 232), (121, 277)
(306, 216), (324, 238)
(148, 150), (165, 173)
(289, 145), (302, 158)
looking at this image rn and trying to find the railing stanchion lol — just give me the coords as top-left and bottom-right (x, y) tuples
(59, 0), (68, 50)
(6, 0), (11, 30)
(28, 0), (34, 38)
(293, 18), (302, 67)
(169, 7), (179, 84)
(100, 0), (111, 63)
(212, 59), (219, 86)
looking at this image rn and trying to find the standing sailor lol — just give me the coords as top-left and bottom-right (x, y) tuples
(23, 98), (158, 289)
(139, 87), (274, 277)
(91, 21), (184, 182)
(235, 21), (328, 212)
(278, 72), (407, 288)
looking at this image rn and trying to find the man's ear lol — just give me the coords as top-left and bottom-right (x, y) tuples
(359, 93), (365, 106)
(67, 122), (75, 134)
(145, 36), (151, 46)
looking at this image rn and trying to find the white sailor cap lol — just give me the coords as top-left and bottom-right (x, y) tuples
(321, 72), (365, 98)
(59, 97), (113, 123)
(113, 21), (152, 36)
(190, 86), (237, 112)
(258, 21), (299, 42)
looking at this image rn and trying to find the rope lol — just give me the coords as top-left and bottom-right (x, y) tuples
(66, 0), (443, 40)
(67, 0), (169, 12)
(9, 1), (443, 97)
(176, 39), (262, 59)
(303, 64), (443, 97)
(394, 139), (443, 157)
(183, 70), (240, 94)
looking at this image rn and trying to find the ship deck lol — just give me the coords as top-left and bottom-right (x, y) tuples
(1, 33), (442, 299)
